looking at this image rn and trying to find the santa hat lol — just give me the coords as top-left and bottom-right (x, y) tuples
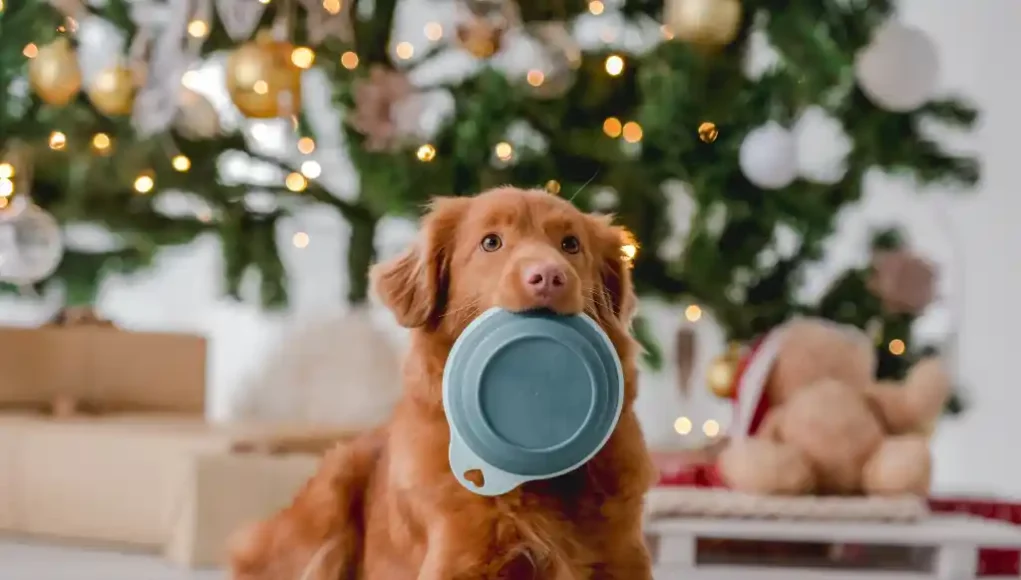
(727, 324), (789, 438)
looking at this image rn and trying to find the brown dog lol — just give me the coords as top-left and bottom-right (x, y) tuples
(230, 186), (657, 579)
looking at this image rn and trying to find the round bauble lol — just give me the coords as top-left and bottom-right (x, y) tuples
(707, 353), (737, 398)
(793, 106), (851, 184)
(0, 203), (64, 284)
(739, 121), (798, 189)
(28, 37), (83, 106)
(88, 65), (136, 116)
(225, 33), (302, 119)
(664, 0), (743, 48)
(174, 89), (221, 140)
(855, 21), (939, 112)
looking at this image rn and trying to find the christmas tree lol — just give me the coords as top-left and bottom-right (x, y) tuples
(0, 0), (977, 408)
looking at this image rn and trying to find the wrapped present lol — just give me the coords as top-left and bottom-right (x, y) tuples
(0, 311), (206, 415)
(0, 413), (352, 566)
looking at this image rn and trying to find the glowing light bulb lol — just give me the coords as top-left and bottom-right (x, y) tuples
(622, 121), (643, 143)
(23, 44), (38, 58)
(685, 305), (702, 322)
(91, 133), (111, 151)
(187, 19), (209, 38)
(291, 47), (315, 68)
(889, 339), (906, 355)
(673, 416), (692, 435)
(0, 179), (13, 198)
(702, 420), (720, 437)
(292, 232), (310, 248)
(603, 117), (622, 138)
(605, 54), (624, 76)
(424, 22), (443, 41)
(297, 137), (316, 154)
(416, 144), (437, 162)
(494, 142), (513, 161)
(322, 0), (342, 14)
(588, 0), (604, 15)
(134, 174), (154, 194)
(172, 155), (191, 172)
(48, 132), (66, 150)
(253, 80), (269, 95)
(0, 163), (12, 179)
(340, 51), (359, 69)
(395, 42), (414, 60)
(285, 172), (307, 192)
(526, 69), (545, 87)
(300, 160), (321, 178)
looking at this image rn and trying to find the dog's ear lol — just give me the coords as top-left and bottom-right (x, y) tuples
(370, 197), (468, 328)
(588, 214), (637, 327)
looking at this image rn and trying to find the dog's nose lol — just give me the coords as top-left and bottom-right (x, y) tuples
(523, 263), (566, 297)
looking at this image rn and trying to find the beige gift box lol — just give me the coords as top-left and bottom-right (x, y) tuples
(0, 414), (347, 567)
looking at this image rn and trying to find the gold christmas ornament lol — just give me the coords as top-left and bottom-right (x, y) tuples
(225, 32), (303, 119)
(87, 65), (136, 116)
(707, 342), (742, 398)
(174, 89), (221, 140)
(698, 121), (719, 143)
(664, 0), (743, 48)
(28, 37), (82, 106)
(457, 18), (505, 59)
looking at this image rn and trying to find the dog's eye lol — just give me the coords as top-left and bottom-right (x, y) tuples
(561, 235), (581, 254)
(480, 234), (502, 252)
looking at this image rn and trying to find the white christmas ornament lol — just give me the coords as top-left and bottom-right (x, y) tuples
(794, 106), (851, 184)
(739, 122), (798, 189)
(855, 21), (939, 112)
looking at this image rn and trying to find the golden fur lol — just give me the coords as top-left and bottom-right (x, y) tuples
(229, 187), (657, 580)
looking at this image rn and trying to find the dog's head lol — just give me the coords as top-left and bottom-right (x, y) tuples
(371, 186), (636, 343)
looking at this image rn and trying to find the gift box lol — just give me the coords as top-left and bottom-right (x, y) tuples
(0, 324), (206, 414)
(0, 413), (352, 565)
(165, 450), (321, 568)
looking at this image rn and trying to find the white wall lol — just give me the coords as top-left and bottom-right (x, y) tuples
(2, 0), (1017, 495)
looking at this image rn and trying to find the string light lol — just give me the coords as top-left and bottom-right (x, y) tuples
(341, 51), (359, 69)
(0, 179), (13, 198)
(0, 198), (9, 209)
(253, 80), (269, 95)
(187, 19), (209, 38)
(603, 117), (622, 138)
(48, 131), (66, 150)
(685, 305), (702, 322)
(258, 0), (270, 4)
(395, 42), (414, 60)
(133, 174), (154, 194)
(494, 142), (513, 161)
(291, 47), (315, 68)
(0, 163), (13, 179)
(620, 229), (638, 264)
(673, 416), (692, 435)
(416, 144), (436, 161)
(702, 419), (721, 437)
(588, 0), (604, 15)
(661, 25), (674, 40)
(23, 44), (38, 58)
(300, 160), (321, 178)
(172, 155), (191, 172)
(292, 232), (310, 248)
(888, 339), (906, 356)
(526, 69), (545, 87)
(322, 0), (342, 14)
(605, 54), (624, 76)
(285, 172), (307, 192)
(545, 180), (561, 194)
(622, 121), (643, 143)
(181, 70), (201, 89)
(297, 137), (316, 154)
(424, 22), (443, 41)
(91, 133), (111, 152)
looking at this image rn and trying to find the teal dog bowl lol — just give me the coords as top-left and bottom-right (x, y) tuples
(443, 308), (624, 496)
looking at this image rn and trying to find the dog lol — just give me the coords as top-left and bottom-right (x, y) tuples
(230, 186), (657, 579)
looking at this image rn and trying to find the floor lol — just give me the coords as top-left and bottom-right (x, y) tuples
(0, 539), (225, 580)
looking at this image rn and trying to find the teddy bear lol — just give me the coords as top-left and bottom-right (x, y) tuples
(715, 317), (950, 497)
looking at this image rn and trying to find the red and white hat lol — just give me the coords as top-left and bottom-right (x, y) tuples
(727, 324), (789, 438)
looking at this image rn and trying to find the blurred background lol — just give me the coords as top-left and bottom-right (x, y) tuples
(0, 0), (1018, 577)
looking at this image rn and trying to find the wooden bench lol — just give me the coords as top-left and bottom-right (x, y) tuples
(647, 514), (1021, 579)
